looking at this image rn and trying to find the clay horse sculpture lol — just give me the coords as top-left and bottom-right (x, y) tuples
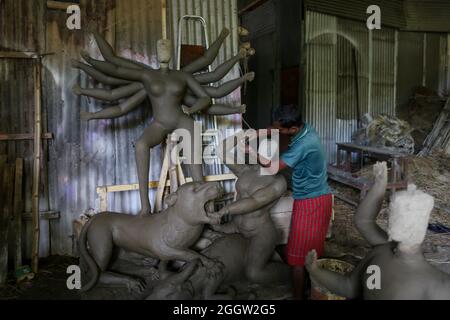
(72, 28), (255, 216)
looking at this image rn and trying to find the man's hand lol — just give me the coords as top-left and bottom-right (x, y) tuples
(305, 250), (319, 272)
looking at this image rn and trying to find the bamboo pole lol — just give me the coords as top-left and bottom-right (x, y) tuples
(13, 159), (23, 270)
(31, 59), (42, 273)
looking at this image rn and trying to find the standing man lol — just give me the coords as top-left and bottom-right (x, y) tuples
(261, 105), (332, 299)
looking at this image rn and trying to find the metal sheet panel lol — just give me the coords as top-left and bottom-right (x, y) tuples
(305, 11), (397, 163)
(305, 0), (406, 29)
(404, 0), (450, 32)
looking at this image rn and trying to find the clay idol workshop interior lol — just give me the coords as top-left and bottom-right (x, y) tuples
(1, 0), (450, 301)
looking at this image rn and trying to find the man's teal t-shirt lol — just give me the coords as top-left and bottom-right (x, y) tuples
(280, 123), (330, 200)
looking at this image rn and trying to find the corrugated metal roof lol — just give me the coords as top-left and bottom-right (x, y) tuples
(305, 0), (406, 29)
(404, 0), (450, 32)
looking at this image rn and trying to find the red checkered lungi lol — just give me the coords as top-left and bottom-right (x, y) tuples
(286, 194), (333, 266)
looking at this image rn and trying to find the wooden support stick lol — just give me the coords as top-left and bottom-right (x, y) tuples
(31, 60), (42, 273)
(96, 174), (237, 212)
(155, 142), (170, 212)
(0, 156), (8, 285)
(0, 133), (53, 141)
(13, 159), (23, 270)
(0, 51), (38, 59)
(46, 1), (78, 10)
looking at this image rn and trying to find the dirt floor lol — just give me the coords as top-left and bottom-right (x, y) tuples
(0, 256), (80, 300)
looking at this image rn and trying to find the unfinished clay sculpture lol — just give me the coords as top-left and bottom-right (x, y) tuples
(72, 29), (254, 216)
(305, 162), (450, 300)
(79, 182), (224, 292)
(210, 133), (291, 285)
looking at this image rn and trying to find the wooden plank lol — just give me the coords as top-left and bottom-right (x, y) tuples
(47, 0), (79, 10)
(0, 156), (8, 285)
(96, 174), (237, 194)
(95, 174), (237, 212)
(31, 61), (42, 273)
(13, 159), (23, 270)
(0, 51), (38, 59)
(22, 211), (60, 221)
(0, 133), (53, 141)
(0, 165), (14, 284)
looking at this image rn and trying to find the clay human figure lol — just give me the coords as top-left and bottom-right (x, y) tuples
(73, 29), (252, 119)
(210, 133), (291, 285)
(305, 162), (450, 300)
(72, 30), (253, 216)
(79, 182), (224, 292)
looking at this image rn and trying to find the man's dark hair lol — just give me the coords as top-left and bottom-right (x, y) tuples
(272, 105), (303, 128)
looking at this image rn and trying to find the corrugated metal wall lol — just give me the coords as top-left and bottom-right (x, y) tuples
(1, 0), (241, 257)
(305, 0), (406, 29)
(404, 0), (450, 32)
(305, 11), (397, 163)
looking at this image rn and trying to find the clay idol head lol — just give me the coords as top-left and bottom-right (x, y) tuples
(157, 39), (172, 64)
(388, 185), (434, 246)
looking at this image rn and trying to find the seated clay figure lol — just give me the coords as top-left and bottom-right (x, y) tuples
(79, 182), (224, 293)
(305, 162), (450, 300)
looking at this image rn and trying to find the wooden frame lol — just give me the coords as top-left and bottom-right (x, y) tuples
(96, 174), (237, 212)
(0, 133), (53, 141)
(47, 1), (79, 11)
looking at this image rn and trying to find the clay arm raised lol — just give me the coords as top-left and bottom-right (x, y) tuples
(71, 59), (132, 86)
(80, 89), (147, 121)
(305, 250), (368, 300)
(92, 30), (153, 71)
(182, 28), (230, 74)
(194, 49), (246, 84)
(80, 51), (144, 81)
(220, 176), (287, 216)
(354, 162), (389, 246)
(203, 72), (254, 98)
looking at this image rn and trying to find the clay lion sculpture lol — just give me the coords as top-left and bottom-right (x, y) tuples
(79, 181), (224, 292)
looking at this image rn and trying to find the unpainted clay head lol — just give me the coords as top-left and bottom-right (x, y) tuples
(388, 184), (434, 246)
(157, 39), (173, 64)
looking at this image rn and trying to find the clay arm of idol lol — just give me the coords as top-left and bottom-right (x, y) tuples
(305, 250), (370, 299)
(183, 95), (245, 116)
(242, 129), (289, 175)
(73, 82), (144, 102)
(92, 30), (153, 71)
(203, 72), (255, 98)
(194, 49), (247, 84)
(218, 133), (249, 176)
(181, 74), (212, 115)
(80, 51), (144, 81)
(182, 28), (230, 74)
(219, 176), (286, 217)
(80, 89), (147, 121)
(354, 162), (389, 246)
(71, 60), (132, 86)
